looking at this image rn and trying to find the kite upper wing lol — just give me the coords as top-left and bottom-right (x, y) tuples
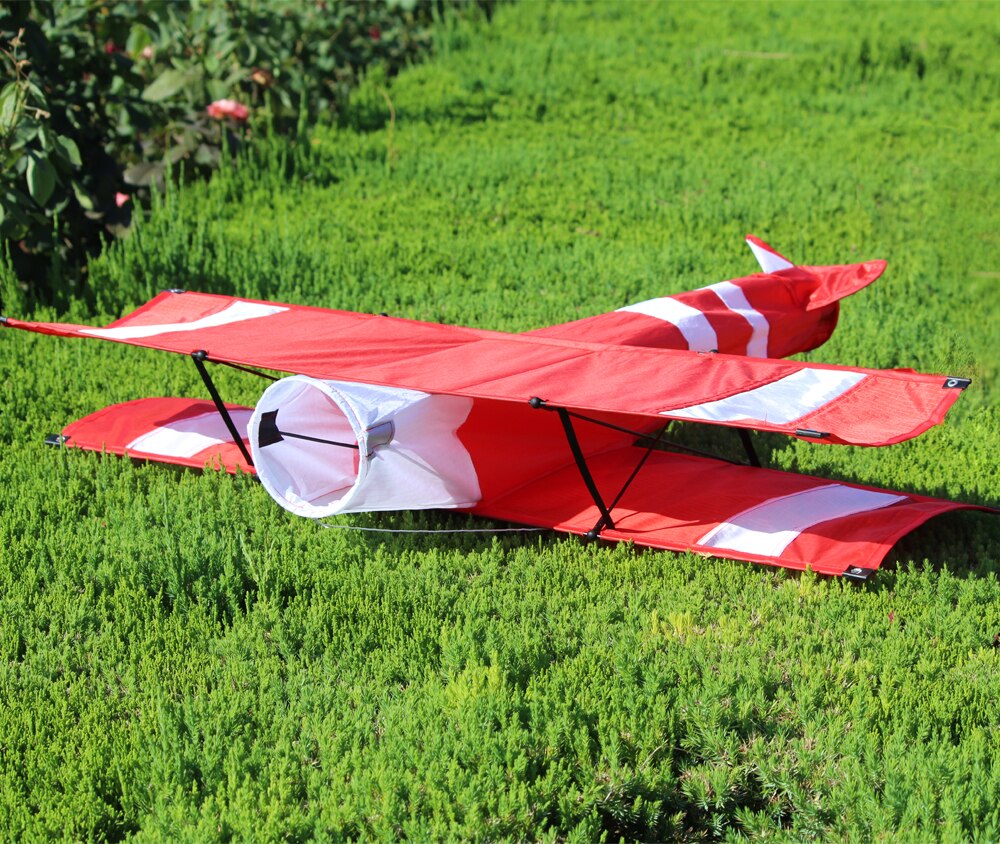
(3, 288), (968, 447)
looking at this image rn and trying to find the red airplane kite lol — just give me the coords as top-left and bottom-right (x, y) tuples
(3, 236), (993, 579)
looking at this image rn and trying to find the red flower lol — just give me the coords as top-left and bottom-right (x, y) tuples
(104, 41), (122, 54)
(369, 25), (381, 42)
(206, 99), (249, 122)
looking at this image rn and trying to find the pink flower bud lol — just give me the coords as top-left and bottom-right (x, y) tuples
(206, 99), (249, 122)
(115, 192), (130, 208)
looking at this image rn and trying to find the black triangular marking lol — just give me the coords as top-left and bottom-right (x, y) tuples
(257, 410), (284, 447)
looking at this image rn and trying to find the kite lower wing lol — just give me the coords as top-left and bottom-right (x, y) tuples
(478, 446), (989, 578)
(51, 397), (991, 578)
(56, 398), (255, 474)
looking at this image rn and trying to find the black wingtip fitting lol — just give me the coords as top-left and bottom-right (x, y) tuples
(795, 428), (830, 439)
(842, 566), (875, 582)
(943, 377), (972, 390)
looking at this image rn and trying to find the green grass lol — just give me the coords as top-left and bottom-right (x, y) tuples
(2, 1), (999, 839)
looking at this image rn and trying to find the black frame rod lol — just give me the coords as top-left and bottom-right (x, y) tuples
(191, 350), (255, 468)
(211, 358), (280, 382)
(273, 430), (359, 450)
(635, 430), (748, 467)
(552, 407), (655, 440)
(530, 396), (765, 542)
(737, 428), (761, 467)
(554, 407), (616, 534)
(531, 399), (750, 467)
(606, 423), (671, 515)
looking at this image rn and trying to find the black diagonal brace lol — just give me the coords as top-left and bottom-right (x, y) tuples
(530, 398), (615, 536)
(212, 358), (279, 382)
(606, 424), (669, 515)
(191, 350), (255, 468)
(532, 402), (749, 466)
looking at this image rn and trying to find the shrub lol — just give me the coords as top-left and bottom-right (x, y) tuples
(0, 0), (492, 308)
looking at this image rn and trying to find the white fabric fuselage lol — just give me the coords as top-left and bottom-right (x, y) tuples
(249, 376), (481, 519)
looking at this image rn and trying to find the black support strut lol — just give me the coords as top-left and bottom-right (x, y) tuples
(528, 396), (771, 542)
(530, 397), (615, 537)
(555, 407), (616, 536)
(737, 428), (760, 467)
(191, 350), (255, 469)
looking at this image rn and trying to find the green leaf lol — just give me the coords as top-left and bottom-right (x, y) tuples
(38, 125), (55, 152)
(206, 79), (229, 101)
(0, 83), (24, 134)
(142, 68), (200, 103)
(23, 81), (47, 106)
(53, 135), (82, 168)
(194, 143), (220, 167)
(71, 181), (94, 210)
(123, 160), (164, 187)
(0, 195), (30, 234)
(126, 25), (154, 57)
(26, 155), (57, 205)
(12, 122), (38, 148)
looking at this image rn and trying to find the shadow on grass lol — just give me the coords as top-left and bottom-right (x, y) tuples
(875, 509), (1000, 581)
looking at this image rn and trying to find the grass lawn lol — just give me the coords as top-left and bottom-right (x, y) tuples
(2, 1), (999, 839)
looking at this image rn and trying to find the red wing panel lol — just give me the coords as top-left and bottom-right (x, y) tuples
(59, 398), (255, 474)
(4, 289), (965, 447)
(477, 448), (988, 577)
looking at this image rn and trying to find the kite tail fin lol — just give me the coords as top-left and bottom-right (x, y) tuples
(745, 234), (887, 311)
(746, 235), (795, 273)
